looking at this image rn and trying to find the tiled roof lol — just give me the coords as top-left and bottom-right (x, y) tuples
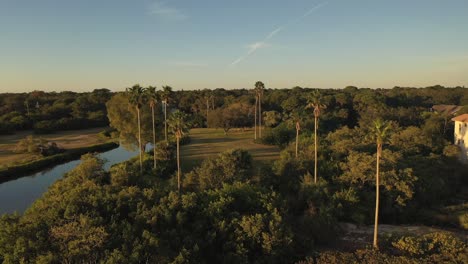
(452, 114), (468, 123)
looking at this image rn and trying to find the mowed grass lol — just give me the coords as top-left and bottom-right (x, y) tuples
(0, 127), (109, 166)
(180, 128), (280, 171)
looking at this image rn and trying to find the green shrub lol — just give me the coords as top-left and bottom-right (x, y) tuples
(459, 213), (468, 230)
(183, 149), (252, 190)
(392, 232), (467, 257)
(259, 123), (294, 148)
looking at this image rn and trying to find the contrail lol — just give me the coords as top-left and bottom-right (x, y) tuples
(230, 1), (329, 66)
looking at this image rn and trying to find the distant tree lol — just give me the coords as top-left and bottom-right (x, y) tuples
(251, 88), (259, 140)
(160, 86), (173, 141)
(168, 110), (189, 192)
(306, 90), (326, 184)
(263, 110), (282, 127)
(202, 89), (211, 127)
(106, 93), (151, 151)
(127, 84), (146, 174)
(146, 86), (159, 169)
(208, 103), (251, 135)
(255, 81), (265, 138)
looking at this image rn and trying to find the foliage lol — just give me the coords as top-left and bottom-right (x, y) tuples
(106, 93), (154, 150)
(2, 86), (468, 261)
(260, 123), (295, 148)
(208, 102), (252, 134)
(392, 232), (467, 257)
(184, 149), (252, 190)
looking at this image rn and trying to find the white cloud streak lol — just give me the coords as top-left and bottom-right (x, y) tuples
(149, 1), (187, 21)
(230, 1), (329, 66)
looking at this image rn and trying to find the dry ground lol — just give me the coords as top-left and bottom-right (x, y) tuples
(0, 127), (108, 166)
(180, 128), (280, 171)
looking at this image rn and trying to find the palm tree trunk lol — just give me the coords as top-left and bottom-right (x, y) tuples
(152, 106), (156, 169)
(164, 103), (168, 141)
(177, 136), (181, 192)
(206, 98), (209, 127)
(259, 94), (262, 138)
(296, 124), (299, 158)
(137, 107), (143, 174)
(314, 115), (318, 184)
(373, 144), (381, 249)
(254, 96), (258, 140)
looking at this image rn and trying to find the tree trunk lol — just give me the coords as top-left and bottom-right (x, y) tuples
(206, 98), (209, 127)
(254, 96), (258, 140)
(373, 144), (381, 249)
(26, 101), (30, 116)
(314, 115), (318, 184)
(177, 135), (181, 192)
(295, 123), (299, 158)
(137, 107), (143, 174)
(152, 105), (157, 169)
(164, 103), (168, 141)
(259, 94), (262, 138)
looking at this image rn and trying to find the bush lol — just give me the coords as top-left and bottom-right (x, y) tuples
(184, 149), (252, 190)
(459, 213), (468, 230)
(33, 120), (56, 134)
(259, 123), (294, 148)
(392, 232), (467, 257)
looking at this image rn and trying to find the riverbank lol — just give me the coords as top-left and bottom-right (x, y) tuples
(0, 127), (110, 164)
(0, 141), (119, 183)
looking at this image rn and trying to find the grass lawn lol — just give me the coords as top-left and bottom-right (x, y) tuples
(0, 127), (109, 167)
(180, 128), (280, 171)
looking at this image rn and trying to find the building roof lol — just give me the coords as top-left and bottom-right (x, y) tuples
(452, 114), (468, 123)
(432, 105), (462, 115)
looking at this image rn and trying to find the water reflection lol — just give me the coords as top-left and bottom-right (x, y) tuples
(0, 146), (139, 214)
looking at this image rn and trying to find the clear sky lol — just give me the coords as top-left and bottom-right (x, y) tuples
(1, 0), (467, 92)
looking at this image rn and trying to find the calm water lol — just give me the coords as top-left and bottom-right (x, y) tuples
(0, 146), (138, 215)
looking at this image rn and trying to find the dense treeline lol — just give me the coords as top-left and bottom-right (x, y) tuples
(0, 89), (111, 134)
(1, 85), (468, 262)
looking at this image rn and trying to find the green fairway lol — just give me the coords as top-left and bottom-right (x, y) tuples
(180, 128), (280, 170)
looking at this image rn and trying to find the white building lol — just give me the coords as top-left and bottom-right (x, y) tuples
(452, 114), (468, 163)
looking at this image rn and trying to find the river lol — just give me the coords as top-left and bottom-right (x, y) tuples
(0, 146), (138, 215)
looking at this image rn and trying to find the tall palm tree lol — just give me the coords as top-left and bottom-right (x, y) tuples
(126, 84), (146, 174)
(202, 90), (211, 127)
(370, 119), (391, 249)
(255, 81), (265, 138)
(160, 86), (173, 141)
(251, 88), (258, 140)
(168, 110), (189, 192)
(146, 86), (159, 169)
(295, 120), (301, 158)
(306, 90), (326, 184)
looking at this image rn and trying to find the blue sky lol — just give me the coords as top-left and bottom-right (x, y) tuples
(0, 0), (467, 92)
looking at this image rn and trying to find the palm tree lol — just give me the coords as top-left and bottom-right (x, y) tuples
(160, 86), (173, 141)
(202, 90), (211, 127)
(126, 84), (146, 174)
(370, 119), (391, 249)
(295, 120), (301, 158)
(306, 90), (326, 184)
(146, 86), (159, 169)
(251, 88), (258, 140)
(168, 110), (189, 192)
(255, 81), (265, 138)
